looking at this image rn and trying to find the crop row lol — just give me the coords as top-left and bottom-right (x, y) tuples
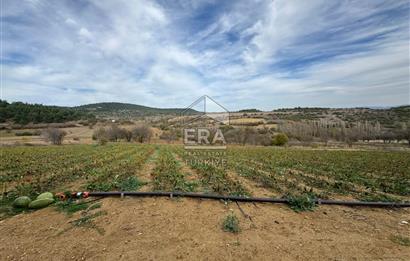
(151, 148), (197, 192)
(0, 144), (154, 195)
(227, 147), (410, 199)
(174, 147), (249, 196)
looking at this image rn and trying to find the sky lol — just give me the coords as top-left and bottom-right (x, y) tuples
(1, 0), (409, 110)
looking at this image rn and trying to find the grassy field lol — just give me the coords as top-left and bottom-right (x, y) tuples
(1, 143), (409, 218)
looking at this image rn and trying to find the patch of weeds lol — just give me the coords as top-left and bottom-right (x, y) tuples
(287, 192), (317, 212)
(69, 210), (107, 235)
(390, 235), (410, 246)
(87, 202), (102, 211)
(232, 239), (241, 246)
(222, 213), (240, 233)
(86, 181), (114, 192)
(55, 199), (91, 216)
(57, 209), (107, 236)
(118, 176), (145, 191)
(332, 181), (354, 193)
(0, 195), (25, 220)
(55, 195), (102, 216)
(174, 180), (199, 192)
(229, 189), (251, 197)
(15, 184), (38, 198)
(0, 192), (34, 220)
(358, 192), (401, 202)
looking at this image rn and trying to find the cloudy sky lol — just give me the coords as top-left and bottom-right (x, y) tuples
(1, 0), (409, 110)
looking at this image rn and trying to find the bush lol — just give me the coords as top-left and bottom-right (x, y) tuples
(118, 176), (144, 191)
(41, 128), (67, 145)
(15, 130), (41, 136)
(132, 125), (153, 143)
(92, 125), (153, 144)
(159, 130), (178, 143)
(272, 133), (289, 146)
(222, 213), (240, 233)
(287, 193), (317, 212)
(92, 127), (109, 145)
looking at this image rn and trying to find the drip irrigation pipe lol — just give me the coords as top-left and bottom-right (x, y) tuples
(86, 191), (410, 208)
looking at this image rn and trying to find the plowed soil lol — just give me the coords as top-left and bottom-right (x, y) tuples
(1, 197), (409, 260)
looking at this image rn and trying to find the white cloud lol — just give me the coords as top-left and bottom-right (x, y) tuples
(1, 0), (409, 109)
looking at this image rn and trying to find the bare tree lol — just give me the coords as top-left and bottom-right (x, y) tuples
(92, 127), (109, 145)
(132, 125), (153, 143)
(105, 125), (123, 141)
(159, 130), (178, 143)
(122, 129), (133, 142)
(42, 128), (67, 145)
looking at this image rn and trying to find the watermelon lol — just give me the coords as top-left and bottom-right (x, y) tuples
(28, 198), (54, 209)
(36, 192), (54, 200)
(12, 196), (31, 208)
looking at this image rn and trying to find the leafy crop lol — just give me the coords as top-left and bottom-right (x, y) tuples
(1, 143), (409, 219)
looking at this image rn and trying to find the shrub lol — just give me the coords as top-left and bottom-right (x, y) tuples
(15, 131), (40, 136)
(272, 133), (289, 146)
(118, 176), (144, 191)
(222, 213), (240, 233)
(92, 127), (109, 145)
(132, 125), (153, 143)
(41, 128), (67, 145)
(287, 193), (317, 212)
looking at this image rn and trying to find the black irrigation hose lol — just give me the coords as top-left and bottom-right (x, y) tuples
(88, 191), (410, 208)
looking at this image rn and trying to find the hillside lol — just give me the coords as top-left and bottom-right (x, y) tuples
(2, 99), (409, 126)
(0, 100), (94, 125)
(75, 102), (198, 119)
(268, 106), (410, 127)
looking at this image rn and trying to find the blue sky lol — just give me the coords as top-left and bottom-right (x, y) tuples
(1, 0), (409, 110)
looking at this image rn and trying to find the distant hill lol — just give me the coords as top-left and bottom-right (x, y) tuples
(2, 99), (408, 126)
(75, 102), (198, 119)
(271, 105), (410, 127)
(0, 100), (94, 125)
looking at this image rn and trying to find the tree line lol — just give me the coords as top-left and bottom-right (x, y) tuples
(92, 125), (153, 145)
(278, 119), (410, 146)
(0, 100), (95, 125)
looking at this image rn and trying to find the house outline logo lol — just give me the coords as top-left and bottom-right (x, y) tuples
(180, 95), (230, 126)
(180, 95), (230, 149)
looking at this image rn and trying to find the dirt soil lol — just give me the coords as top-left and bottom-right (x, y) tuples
(1, 197), (409, 260)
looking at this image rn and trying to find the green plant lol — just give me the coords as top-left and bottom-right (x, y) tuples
(65, 210), (107, 235)
(390, 235), (410, 246)
(55, 199), (91, 215)
(118, 176), (144, 191)
(222, 213), (240, 233)
(272, 133), (289, 146)
(0, 194), (29, 220)
(287, 193), (317, 212)
(86, 182), (114, 192)
(358, 192), (401, 202)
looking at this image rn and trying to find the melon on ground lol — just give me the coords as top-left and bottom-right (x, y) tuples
(36, 192), (54, 200)
(12, 196), (32, 208)
(28, 198), (54, 209)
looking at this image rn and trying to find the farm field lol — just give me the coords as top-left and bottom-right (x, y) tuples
(2, 144), (409, 203)
(1, 144), (409, 260)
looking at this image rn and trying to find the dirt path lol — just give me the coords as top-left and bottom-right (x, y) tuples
(138, 149), (159, 192)
(0, 198), (409, 260)
(173, 153), (204, 191)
